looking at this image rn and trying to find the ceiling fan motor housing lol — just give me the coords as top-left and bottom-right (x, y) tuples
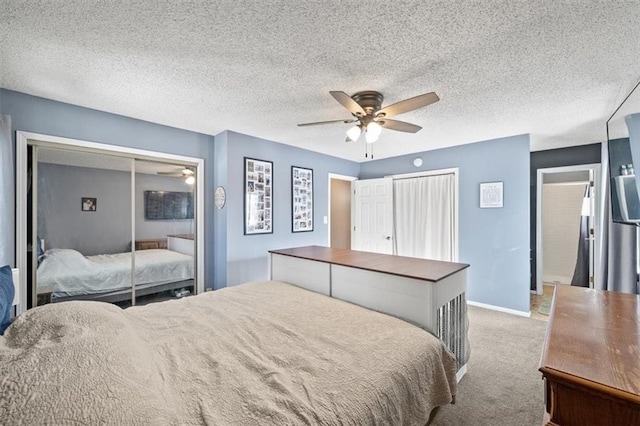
(351, 91), (384, 115)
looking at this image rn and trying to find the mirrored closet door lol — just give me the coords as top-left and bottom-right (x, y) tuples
(28, 144), (199, 309)
(133, 159), (195, 306)
(33, 146), (133, 307)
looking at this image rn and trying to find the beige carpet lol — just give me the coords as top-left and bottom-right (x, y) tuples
(430, 306), (548, 425)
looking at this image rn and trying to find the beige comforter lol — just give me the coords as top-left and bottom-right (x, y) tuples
(0, 281), (456, 425)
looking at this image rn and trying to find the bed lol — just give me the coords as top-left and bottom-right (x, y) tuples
(0, 280), (457, 425)
(37, 248), (194, 303)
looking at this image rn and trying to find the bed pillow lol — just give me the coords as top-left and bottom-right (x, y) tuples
(0, 265), (15, 335)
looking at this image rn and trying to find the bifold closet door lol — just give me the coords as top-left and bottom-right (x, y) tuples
(33, 147), (132, 307)
(133, 159), (196, 306)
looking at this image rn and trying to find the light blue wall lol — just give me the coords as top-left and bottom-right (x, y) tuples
(216, 131), (360, 287)
(38, 164), (132, 255)
(0, 89), (216, 288)
(212, 131), (228, 289)
(360, 134), (531, 313)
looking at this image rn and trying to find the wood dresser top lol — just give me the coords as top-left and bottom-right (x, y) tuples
(540, 285), (640, 400)
(269, 245), (469, 282)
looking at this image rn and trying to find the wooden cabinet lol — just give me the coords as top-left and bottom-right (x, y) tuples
(540, 285), (640, 425)
(134, 239), (167, 250)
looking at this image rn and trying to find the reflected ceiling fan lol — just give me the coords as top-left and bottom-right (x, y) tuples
(157, 167), (195, 185)
(298, 90), (440, 154)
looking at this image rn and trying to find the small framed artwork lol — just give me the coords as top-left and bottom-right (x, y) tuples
(291, 166), (313, 232)
(480, 182), (503, 208)
(214, 186), (226, 210)
(81, 197), (97, 211)
(244, 157), (273, 235)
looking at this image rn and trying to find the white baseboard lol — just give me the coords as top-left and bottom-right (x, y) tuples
(456, 363), (468, 383)
(467, 300), (531, 318)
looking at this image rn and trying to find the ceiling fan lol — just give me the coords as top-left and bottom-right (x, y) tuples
(157, 167), (195, 184)
(297, 90), (440, 146)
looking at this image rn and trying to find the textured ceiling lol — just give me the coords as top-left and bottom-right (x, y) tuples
(1, 1), (640, 162)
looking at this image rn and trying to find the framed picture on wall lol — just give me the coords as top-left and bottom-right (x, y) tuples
(244, 157), (273, 235)
(291, 166), (313, 232)
(479, 181), (503, 208)
(81, 197), (97, 212)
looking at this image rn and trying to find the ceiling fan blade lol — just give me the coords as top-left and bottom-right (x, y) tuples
(377, 92), (439, 118)
(329, 91), (366, 116)
(379, 118), (422, 133)
(298, 118), (357, 127)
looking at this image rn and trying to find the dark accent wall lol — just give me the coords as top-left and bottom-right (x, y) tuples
(530, 144), (601, 290)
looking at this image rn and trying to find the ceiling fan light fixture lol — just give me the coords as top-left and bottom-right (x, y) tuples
(367, 121), (382, 136)
(365, 130), (379, 144)
(365, 121), (382, 143)
(346, 125), (362, 142)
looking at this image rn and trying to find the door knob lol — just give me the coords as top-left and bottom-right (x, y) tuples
(385, 236), (392, 240)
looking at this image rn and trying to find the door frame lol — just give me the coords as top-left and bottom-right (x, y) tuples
(535, 163), (601, 295)
(327, 173), (357, 247)
(15, 131), (205, 313)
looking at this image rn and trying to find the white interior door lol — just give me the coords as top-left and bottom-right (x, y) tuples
(352, 178), (393, 254)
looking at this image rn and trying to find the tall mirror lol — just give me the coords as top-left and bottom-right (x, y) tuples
(33, 147), (133, 307)
(607, 80), (640, 225)
(132, 159), (195, 307)
(29, 145), (199, 309)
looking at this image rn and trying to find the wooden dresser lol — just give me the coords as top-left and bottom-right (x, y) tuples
(539, 285), (640, 425)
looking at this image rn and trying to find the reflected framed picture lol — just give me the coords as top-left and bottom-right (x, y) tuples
(244, 157), (273, 235)
(81, 197), (97, 212)
(291, 166), (313, 232)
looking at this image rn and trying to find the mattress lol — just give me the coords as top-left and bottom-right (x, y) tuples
(0, 280), (457, 425)
(37, 248), (193, 297)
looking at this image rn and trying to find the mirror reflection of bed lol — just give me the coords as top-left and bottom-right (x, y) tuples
(32, 148), (197, 308)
